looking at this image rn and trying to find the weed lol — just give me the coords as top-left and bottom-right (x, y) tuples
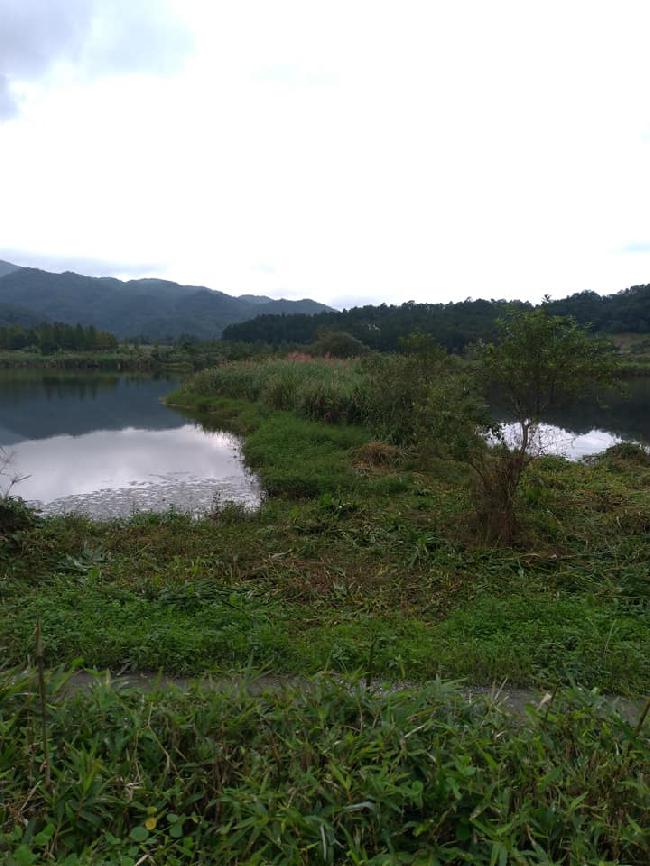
(0, 673), (647, 864)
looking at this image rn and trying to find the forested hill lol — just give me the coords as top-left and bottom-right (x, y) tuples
(0, 302), (44, 329)
(223, 285), (650, 351)
(0, 264), (331, 340)
(222, 299), (525, 351)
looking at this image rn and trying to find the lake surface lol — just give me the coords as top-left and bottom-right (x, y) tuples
(494, 378), (650, 459)
(0, 371), (648, 518)
(0, 370), (261, 517)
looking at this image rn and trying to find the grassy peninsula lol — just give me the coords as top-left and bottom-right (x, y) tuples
(0, 344), (236, 373)
(1, 313), (649, 864)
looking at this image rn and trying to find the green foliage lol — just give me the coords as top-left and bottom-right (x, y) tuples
(224, 297), (525, 351)
(224, 284), (650, 350)
(596, 441), (650, 469)
(362, 346), (487, 448)
(243, 412), (368, 497)
(470, 310), (621, 543)
(0, 495), (35, 540)
(175, 359), (369, 426)
(2, 422), (649, 694)
(2, 572), (292, 673)
(173, 347), (486, 448)
(481, 308), (619, 422)
(0, 673), (648, 864)
(0, 322), (117, 353)
(548, 283), (650, 333)
(0, 342), (270, 372)
(0, 448), (37, 544)
(310, 330), (369, 358)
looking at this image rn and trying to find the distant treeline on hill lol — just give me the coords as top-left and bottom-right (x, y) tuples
(0, 322), (118, 353)
(223, 285), (650, 351)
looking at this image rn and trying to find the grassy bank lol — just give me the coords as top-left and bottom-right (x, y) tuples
(0, 345), (227, 373)
(610, 333), (650, 376)
(0, 341), (276, 373)
(1, 671), (648, 864)
(0, 348), (194, 372)
(2, 377), (648, 693)
(180, 358), (370, 424)
(2, 357), (650, 863)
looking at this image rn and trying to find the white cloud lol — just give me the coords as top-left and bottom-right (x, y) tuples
(0, 0), (192, 117)
(1, 0), (650, 305)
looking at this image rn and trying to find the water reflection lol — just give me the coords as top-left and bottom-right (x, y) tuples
(0, 370), (181, 445)
(540, 379), (650, 445)
(493, 378), (649, 459)
(0, 370), (260, 516)
(498, 422), (622, 460)
(1, 370), (648, 514)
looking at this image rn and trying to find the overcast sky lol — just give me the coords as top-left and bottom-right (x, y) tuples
(1, 0), (650, 307)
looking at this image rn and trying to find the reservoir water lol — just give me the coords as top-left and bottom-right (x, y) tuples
(0, 370), (648, 517)
(0, 370), (261, 517)
(494, 377), (650, 459)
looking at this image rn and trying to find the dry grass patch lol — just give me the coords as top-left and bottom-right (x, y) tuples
(353, 440), (401, 468)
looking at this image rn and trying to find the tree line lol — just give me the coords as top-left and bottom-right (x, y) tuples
(222, 285), (650, 350)
(0, 322), (118, 353)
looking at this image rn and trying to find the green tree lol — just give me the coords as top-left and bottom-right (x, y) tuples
(310, 330), (369, 358)
(474, 308), (618, 542)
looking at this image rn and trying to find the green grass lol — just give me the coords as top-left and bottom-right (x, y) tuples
(2, 392), (649, 694)
(0, 345), (226, 372)
(175, 357), (370, 424)
(1, 672), (648, 864)
(172, 395), (371, 497)
(2, 360), (650, 862)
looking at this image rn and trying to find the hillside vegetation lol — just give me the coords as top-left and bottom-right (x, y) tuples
(0, 321), (117, 353)
(223, 284), (650, 351)
(0, 264), (330, 340)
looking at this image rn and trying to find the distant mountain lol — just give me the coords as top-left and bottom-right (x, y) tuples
(0, 266), (332, 339)
(0, 260), (20, 279)
(0, 302), (44, 329)
(238, 294), (274, 305)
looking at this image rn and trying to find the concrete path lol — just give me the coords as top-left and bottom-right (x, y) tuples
(60, 670), (647, 726)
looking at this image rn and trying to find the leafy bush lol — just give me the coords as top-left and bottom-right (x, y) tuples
(0, 495), (35, 538)
(309, 330), (369, 358)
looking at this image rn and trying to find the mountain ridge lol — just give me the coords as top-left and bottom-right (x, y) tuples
(0, 263), (332, 339)
(0, 260), (20, 279)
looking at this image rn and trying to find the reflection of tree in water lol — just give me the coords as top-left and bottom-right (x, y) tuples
(1, 371), (120, 404)
(492, 378), (650, 445)
(42, 375), (119, 402)
(0, 371), (182, 443)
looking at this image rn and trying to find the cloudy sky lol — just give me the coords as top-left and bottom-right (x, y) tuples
(1, 0), (650, 307)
